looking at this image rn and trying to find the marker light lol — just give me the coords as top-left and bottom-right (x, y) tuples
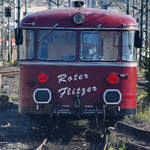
(38, 73), (48, 83)
(73, 13), (85, 25)
(107, 73), (119, 84)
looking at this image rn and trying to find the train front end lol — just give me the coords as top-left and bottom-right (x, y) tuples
(16, 6), (140, 122)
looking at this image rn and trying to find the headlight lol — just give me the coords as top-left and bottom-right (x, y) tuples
(103, 89), (122, 105)
(33, 88), (52, 104)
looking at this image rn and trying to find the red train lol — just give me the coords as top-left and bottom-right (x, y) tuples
(15, 1), (141, 124)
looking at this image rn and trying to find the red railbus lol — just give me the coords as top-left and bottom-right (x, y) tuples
(15, 2), (141, 124)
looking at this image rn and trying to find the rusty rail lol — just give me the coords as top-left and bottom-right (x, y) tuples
(117, 121), (150, 143)
(116, 122), (150, 149)
(0, 70), (19, 76)
(126, 142), (150, 150)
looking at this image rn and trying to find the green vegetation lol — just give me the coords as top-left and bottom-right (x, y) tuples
(133, 88), (150, 123)
(9, 95), (18, 102)
(8, 60), (19, 66)
(108, 83), (150, 149)
(107, 132), (126, 150)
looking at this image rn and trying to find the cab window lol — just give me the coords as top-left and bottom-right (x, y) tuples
(80, 31), (120, 61)
(20, 30), (34, 60)
(37, 30), (76, 61)
(80, 31), (103, 61)
(122, 31), (136, 61)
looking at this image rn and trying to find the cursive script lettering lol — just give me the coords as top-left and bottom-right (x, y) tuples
(57, 73), (88, 84)
(58, 86), (97, 98)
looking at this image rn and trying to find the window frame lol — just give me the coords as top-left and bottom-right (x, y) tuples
(19, 28), (136, 62)
(80, 31), (103, 61)
(122, 31), (136, 62)
(79, 30), (120, 62)
(19, 29), (34, 60)
(37, 30), (77, 61)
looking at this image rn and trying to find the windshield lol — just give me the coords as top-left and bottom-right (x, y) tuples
(19, 30), (136, 62)
(80, 31), (120, 61)
(37, 30), (76, 60)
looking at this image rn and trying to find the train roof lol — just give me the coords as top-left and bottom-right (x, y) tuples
(21, 7), (138, 29)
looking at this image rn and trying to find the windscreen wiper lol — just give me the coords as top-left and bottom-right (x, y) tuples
(37, 24), (59, 44)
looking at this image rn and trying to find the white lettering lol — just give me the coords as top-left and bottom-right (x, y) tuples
(67, 88), (71, 95)
(81, 88), (86, 96)
(92, 86), (97, 91)
(58, 74), (67, 84)
(87, 87), (92, 92)
(79, 74), (83, 80)
(84, 74), (88, 79)
(57, 73), (89, 83)
(68, 76), (73, 82)
(72, 88), (76, 95)
(58, 86), (97, 98)
(58, 87), (68, 98)
(77, 87), (81, 95)
(57, 73), (97, 98)
(74, 74), (78, 81)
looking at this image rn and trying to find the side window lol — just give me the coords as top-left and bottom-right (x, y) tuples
(122, 31), (136, 61)
(20, 30), (34, 60)
(80, 31), (103, 61)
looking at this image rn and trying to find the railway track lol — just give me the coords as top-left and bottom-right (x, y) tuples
(0, 107), (108, 150)
(35, 122), (108, 150)
(0, 71), (19, 76)
(0, 67), (19, 97)
(126, 143), (150, 150)
(117, 121), (150, 143)
(0, 102), (107, 149)
(35, 120), (150, 150)
(0, 68), (19, 76)
(116, 121), (150, 150)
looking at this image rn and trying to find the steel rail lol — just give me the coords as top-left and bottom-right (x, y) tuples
(116, 121), (150, 149)
(126, 142), (150, 150)
(0, 71), (19, 76)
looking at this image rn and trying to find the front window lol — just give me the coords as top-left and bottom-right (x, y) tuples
(20, 30), (34, 60)
(122, 31), (136, 61)
(80, 31), (120, 61)
(37, 30), (76, 60)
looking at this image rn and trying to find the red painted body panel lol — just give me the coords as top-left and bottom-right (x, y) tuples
(19, 64), (136, 109)
(19, 7), (138, 117)
(21, 8), (137, 28)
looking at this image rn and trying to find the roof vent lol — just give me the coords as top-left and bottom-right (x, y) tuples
(73, 1), (84, 7)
